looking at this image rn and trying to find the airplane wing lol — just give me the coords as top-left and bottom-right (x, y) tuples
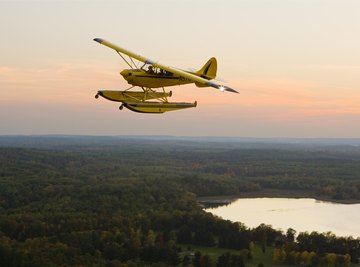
(93, 38), (239, 94)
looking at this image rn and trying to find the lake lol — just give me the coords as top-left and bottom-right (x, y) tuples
(205, 198), (360, 238)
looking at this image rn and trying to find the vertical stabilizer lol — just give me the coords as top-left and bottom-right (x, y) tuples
(196, 57), (217, 80)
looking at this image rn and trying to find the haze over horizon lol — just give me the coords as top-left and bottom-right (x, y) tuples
(1, 0), (359, 138)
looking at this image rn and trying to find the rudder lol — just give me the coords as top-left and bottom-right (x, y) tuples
(196, 57), (217, 80)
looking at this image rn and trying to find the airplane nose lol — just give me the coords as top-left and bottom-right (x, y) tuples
(120, 69), (129, 78)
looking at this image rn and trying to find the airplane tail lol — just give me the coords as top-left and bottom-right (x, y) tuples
(194, 57), (217, 88)
(196, 57), (217, 80)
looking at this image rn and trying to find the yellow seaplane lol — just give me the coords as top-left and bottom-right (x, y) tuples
(93, 38), (238, 113)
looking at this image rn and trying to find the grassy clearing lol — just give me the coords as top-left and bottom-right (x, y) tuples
(247, 245), (293, 267)
(180, 244), (241, 262)
(179, 244), (290, 267)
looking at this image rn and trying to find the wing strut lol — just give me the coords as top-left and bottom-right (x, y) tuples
(117, 51), (134, 68)
(129, 56), (139, 69)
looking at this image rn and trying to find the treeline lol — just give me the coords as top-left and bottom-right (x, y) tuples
(176, 148), (360, 200)
(1, 138), (360, 266)
(272, 231), (360, 267)
(2, 138), (360, 201)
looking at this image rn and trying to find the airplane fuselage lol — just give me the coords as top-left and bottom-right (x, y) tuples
(93, 37), (238, 113)
(120, 69), (194, 88)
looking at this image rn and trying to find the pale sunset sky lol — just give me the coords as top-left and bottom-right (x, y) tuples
(1, 0), (359, 137)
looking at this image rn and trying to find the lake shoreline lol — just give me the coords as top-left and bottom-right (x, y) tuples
(197, 189), (360, 205)
(201, 194), (360, 238)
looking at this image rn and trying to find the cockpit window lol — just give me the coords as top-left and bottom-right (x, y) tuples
(143, 64), (172, 76)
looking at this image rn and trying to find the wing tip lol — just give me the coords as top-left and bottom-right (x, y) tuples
(93, 38), (104, 44)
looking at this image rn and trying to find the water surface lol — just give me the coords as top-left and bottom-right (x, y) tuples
(205, 198), (360, 237)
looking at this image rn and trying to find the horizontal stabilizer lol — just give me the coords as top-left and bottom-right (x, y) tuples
(206, 81), (239, 93)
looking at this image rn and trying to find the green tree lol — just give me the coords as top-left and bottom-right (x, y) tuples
(182, 255), (191, 266)
(286, 228), (296, 242)
(144, 230), (156, 247)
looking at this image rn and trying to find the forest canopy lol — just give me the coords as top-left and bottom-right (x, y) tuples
(0, 136), (359, 266)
